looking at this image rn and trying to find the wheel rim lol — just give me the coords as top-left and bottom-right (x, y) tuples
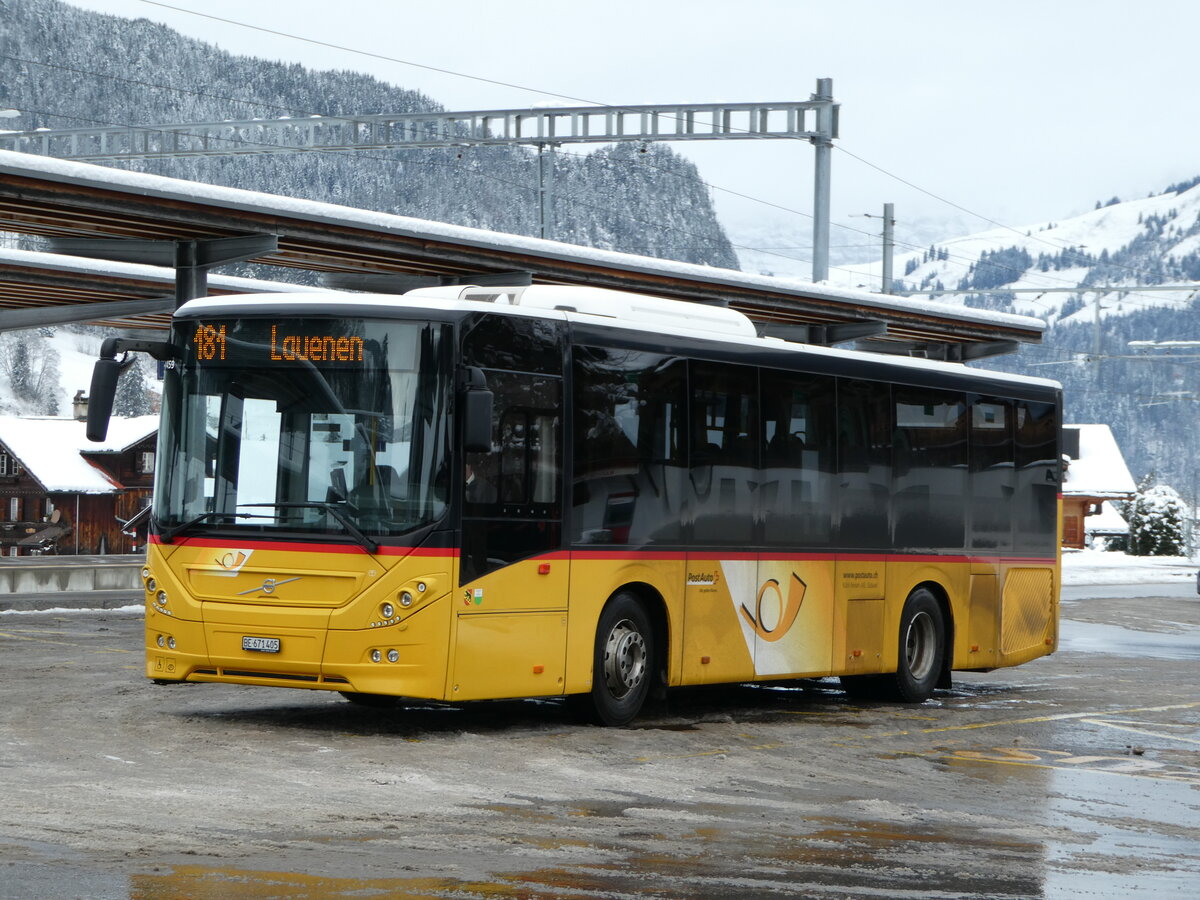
(904, 610), (937, 682)
(602, 618), (647, 700)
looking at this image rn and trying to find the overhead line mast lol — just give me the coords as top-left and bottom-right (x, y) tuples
(1, 83), (840, 282)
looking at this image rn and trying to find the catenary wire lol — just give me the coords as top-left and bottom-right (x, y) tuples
(17, 4), (1193, 300)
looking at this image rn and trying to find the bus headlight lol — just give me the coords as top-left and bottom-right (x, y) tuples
(146, 577), (157, 593)
(380, 602), (395, 619)
(399, 591), (413, 608)
(156, 590), (168, 606)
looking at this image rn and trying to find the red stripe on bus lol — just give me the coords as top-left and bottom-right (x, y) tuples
(149, 534), (453, 557)
(148, 535), (1056, 567)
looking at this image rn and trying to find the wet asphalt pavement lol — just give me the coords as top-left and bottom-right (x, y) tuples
(1, 586), (1198, 899)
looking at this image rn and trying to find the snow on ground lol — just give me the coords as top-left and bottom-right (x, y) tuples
(1062, 548), (1197, 585)
(0, 605), (143, 616)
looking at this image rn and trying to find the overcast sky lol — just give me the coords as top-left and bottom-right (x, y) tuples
(56, 0), (1200, 271)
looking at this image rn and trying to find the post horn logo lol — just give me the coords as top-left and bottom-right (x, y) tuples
(740, 572), (807, 642)
(214, 549), (253, 576)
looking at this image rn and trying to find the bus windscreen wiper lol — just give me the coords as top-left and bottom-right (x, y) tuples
(158, 511), (245, 543)
(239, 502), (379, 553)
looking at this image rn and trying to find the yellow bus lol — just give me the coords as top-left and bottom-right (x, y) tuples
(89, 284), (1061, 725)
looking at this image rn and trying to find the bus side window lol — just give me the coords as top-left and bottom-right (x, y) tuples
(970, 397), (1014, 550)
(571, 346), (687, 546)
(462, 314), (563, 375)
(760, 370), (835, 547)
(893, 387), (967, 549)
(836, 379), (891, 549)
(1014, 399), (1059, 554)
(689, 360), (758, 546)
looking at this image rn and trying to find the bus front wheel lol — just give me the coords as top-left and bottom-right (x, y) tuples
(585, 592), (654, 726)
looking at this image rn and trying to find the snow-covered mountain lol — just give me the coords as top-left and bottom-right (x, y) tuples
(829, 176), (1200, 328)
(821, 179), (1200, 504)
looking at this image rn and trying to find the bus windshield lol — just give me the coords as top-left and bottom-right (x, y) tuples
(154, 316), (451, 543)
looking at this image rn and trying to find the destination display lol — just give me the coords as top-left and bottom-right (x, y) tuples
(189, 320), (367, 365)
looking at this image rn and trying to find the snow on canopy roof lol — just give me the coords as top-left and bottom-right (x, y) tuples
(0, 149), (1045, 337)
(1063, 424), (1137, 498)
(0, 247), (328, 295)
(0, 415), (157, 494)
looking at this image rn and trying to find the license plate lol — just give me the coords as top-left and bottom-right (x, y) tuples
(242, 636), (281, 653)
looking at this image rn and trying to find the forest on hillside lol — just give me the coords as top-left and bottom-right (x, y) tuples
(1, 0), (737, 269)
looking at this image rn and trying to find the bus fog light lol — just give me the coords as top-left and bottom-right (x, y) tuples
(399, 591), (413, 608)
(156, 635), (165, 648)
(387, 649), (399, 663)
(156, 590), (168, 605)
(146, 578), (157, 593)
(370, 649), (382, 663)
(167, 637), (176, 650)
(380, 602), (395, 619)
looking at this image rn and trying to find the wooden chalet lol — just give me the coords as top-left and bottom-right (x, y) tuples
(1061, 424), (1137, 550)
(0, 411), (157, 555)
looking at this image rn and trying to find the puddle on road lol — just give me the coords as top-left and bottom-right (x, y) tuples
(1060, 619), (1200, 659)
(126, 789), (1200, 900)
(125, 741), (1200, 899)
(129, 866), (586, 899)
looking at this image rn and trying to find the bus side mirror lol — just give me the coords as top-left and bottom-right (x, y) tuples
(87, 336), (180, 442)
(86, 357), (126, 442)
(459, 366), (493, 453)
(463, 388), (494, 453)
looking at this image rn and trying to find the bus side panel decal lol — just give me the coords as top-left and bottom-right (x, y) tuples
(746, 559), (836, 678)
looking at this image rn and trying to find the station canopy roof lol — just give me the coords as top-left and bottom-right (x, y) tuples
(0, 150), (1045, 358)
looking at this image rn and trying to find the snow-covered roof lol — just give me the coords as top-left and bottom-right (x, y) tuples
(1063, 424), (1137, 498)
(85, 415), (160, 454)
(0, 415), (157, 493)
(0, 149), (1046, 338)
(1084, 501), (1129, 536)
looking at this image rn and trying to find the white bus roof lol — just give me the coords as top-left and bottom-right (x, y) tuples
(180, 287), (1061, 392)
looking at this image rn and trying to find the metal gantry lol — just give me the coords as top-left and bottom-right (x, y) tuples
(0, 84), (841, 281)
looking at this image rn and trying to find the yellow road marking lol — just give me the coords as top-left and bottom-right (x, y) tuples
(0, 629), (135, 655)
(945, 750), (1200, 786)
(860, 702), (1200, 740)
(0, 631), (79, 647)
(636, 702), (1200, 763)
(1079, 718), (1200, 746)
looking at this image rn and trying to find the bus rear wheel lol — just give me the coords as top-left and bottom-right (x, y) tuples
(584, 592), (654, 726)
(839, 588), (945, 703)
(890, 588), (945, 703)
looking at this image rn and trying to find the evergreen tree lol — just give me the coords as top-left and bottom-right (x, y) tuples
(0, 330), (60, 409)
(1124, 476), (1187, 556)
(10, 342), (32, 400)
(5, 0), (739, 270)
(113, 358), (153, 417)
